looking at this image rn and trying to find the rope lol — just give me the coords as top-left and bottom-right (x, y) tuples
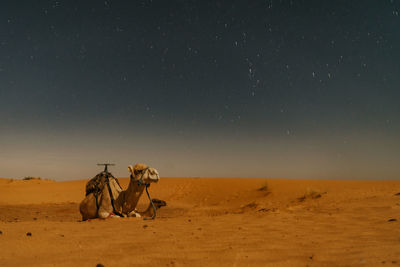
(105, 175), (124, 218)
(143, 184), (157, 220)
(136, 167), (149, 187)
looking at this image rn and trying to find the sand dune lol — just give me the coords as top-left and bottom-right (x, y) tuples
(1, 177), (400, 266)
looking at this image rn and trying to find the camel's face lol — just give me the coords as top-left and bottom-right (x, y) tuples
(142, 167), (160, 184)
(128, 163), (160, 185)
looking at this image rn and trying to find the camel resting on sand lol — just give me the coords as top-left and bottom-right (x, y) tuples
(79, 163), (165, 221)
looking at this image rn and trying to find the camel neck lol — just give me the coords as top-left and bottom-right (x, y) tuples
(122, 177), (146, 209)
(127, 177), (146, 194)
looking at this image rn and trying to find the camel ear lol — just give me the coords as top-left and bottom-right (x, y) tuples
(128, 165), (134, 174)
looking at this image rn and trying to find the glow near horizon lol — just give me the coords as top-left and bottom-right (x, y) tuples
(1, 126), (399, 181)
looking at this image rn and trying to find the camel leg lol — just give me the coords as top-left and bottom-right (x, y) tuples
(98, 210), (111, 219)
(98, 211), (123, 219)
(127, 210), (141, 218)
(96, 188), (123, 219)
(137, 199), (167, 218)
(98, 203), (118, 219)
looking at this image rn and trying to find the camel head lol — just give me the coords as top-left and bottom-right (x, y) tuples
(128, 163), (160, 185)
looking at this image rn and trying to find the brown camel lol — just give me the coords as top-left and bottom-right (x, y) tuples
(79, 163), (164, 220)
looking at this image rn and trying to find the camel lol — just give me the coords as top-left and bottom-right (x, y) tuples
(79, 163), (165, 220)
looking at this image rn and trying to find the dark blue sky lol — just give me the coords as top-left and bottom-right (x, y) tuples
(1, 0), (399, 180)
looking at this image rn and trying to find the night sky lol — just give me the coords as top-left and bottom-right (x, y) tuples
(1, 0), (399, 180)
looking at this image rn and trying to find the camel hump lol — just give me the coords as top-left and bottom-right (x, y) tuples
(85, 171), (121, 196)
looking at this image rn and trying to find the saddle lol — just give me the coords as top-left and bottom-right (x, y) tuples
(85, 171), (121, 196)
(85, 171), (123, 216)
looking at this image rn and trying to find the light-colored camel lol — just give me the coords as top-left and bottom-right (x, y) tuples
(79, 163), (161, 220)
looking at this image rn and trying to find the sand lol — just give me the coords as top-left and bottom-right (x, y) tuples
(1, 177), (400, 266)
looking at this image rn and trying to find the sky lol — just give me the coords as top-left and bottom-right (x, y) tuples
(0, 0), (399, 180)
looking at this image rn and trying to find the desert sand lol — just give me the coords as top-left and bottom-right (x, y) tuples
(0, 176), (400, 267)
